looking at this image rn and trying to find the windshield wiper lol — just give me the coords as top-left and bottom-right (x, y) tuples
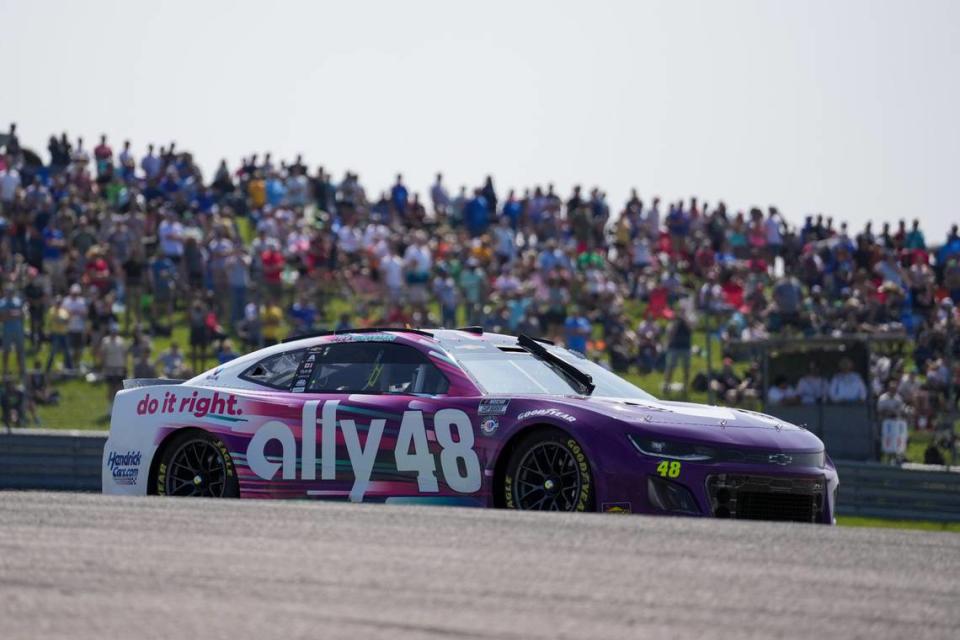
(518, 334), (595, 395)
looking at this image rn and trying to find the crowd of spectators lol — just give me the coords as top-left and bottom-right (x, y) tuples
(1, 122), (959, 439)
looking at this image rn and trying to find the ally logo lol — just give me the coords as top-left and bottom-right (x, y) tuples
(246, 400), (482, 501)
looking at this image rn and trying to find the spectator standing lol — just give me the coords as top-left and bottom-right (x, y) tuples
(123, 243), (146, 331)
(430, 173), (450, 219)
(433, 267), (459, 328)
(45, 296), (72, 373)
(241, 301), (262, 350)
(150, 252), (176, 333)
(188, 297), (210, 373)
(93, 134), (113, 183)
(226, 247), (250, 332)
(261, 298), (283, 346)
(0, 163), (19, 213)
(157, 210), (185, 262)
(391, 174), (408, 220)
(141, 143), (161, 179)
(663, 314), (693, 397)
(464, 189), (489, 237)
(0, 284), (27, 380)
(63, 284), (88, 372)
(403, 232), (432, 310)
(459, 258), (487, 326)
(23, 267), (48, 348)
(564, 306), (591, 355)
(99, 323), (127, 406)
(289, 294), (317, 335)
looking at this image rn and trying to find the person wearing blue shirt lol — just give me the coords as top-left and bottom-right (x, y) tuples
(391, 174), (408, 219)
(464, 189), (489, 237)
(564, 309), (591, 355)
(266, 175), (286, 207)
(502, 190), (522, 230)
(904, 219), (926, 250)
(0, 285), (26, 380)
(289, 296), (318, 335)
(151, 255), (176, 328)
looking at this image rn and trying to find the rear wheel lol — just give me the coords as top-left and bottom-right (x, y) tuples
(503, 429), (594, 512)
(156, 431), (239, 498)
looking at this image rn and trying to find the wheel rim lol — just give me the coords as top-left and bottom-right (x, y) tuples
(513, 442), (583, 511)
(165, 439), (228, 497)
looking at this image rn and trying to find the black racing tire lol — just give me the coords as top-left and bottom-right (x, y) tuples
(155, 430), (239, 498)
(502, 428), (595, 512)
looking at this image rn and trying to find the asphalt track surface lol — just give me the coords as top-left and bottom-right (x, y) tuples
(1, 492), (959, 640)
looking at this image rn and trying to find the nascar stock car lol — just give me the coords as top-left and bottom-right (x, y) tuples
(103, 327), (838, 523)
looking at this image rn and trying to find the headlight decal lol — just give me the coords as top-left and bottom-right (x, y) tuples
(628, 434), (825, 468)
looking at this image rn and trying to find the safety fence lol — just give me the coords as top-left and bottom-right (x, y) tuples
(1, 430), (959, 522)
(0, 429), (106, 492)
(834, 461), (960, 523)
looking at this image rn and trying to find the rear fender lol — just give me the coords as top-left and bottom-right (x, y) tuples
(102, 384), (252, 496)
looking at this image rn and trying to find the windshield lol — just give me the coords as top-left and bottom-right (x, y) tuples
(457, 347), (657, 400)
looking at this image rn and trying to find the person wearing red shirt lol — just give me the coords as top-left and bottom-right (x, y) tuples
(260, 245), (284, 302)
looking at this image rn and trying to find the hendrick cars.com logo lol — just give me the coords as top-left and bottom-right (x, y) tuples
(108, 450), (142, 485)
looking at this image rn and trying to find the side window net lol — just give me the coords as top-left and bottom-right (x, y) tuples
(241, 350), (305, 390)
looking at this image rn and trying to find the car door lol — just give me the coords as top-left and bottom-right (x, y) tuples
(292, 340), (483, 504)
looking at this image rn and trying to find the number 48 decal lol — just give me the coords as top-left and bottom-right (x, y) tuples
(656, 460), (682, 478)
(396, 408), (481, 494)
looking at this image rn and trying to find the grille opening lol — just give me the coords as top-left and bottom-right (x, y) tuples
(707, 474), (825, 524)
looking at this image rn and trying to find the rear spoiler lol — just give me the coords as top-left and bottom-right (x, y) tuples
(123, 378), (186, 390)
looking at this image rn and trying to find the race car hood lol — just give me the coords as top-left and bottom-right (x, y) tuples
(562, 396), (825, 452)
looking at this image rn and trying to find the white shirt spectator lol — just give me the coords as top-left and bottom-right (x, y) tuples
(829, 371), (867, 403)
(118, 147), (135, 168)
(877, 391), (906, 417)
(796, 375), (828, 404)
(0, 168), (20, 203)
(158, 219), (185, 257)
(141, 153), (161, 179)
(404, 244), (432, 274)
(765, 216), (782, 245)
(430, 181), (450, 212)
(646, 206), (660, 236)
(381, 253), (404, 291)
(62, 295), (88, 333)
(337, 225), (361, 254)
(494, 224), (516, 261)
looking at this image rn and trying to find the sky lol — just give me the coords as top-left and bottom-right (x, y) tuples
(3, 0), (959, 239)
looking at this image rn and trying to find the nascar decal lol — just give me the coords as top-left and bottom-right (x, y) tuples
(246, 400), (482, 501)
(478, 398), (510, 416)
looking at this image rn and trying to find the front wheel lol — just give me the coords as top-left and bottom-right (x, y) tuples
(156, 431), (239, 498)
(503, 429), (594, 512)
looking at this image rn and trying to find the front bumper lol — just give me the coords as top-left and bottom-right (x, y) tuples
(598, 458), (839, 524)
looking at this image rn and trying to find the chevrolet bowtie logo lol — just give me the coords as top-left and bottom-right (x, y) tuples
(768, 453), (793, 466)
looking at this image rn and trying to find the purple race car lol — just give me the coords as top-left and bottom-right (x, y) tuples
(103, 327), (838, 523)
